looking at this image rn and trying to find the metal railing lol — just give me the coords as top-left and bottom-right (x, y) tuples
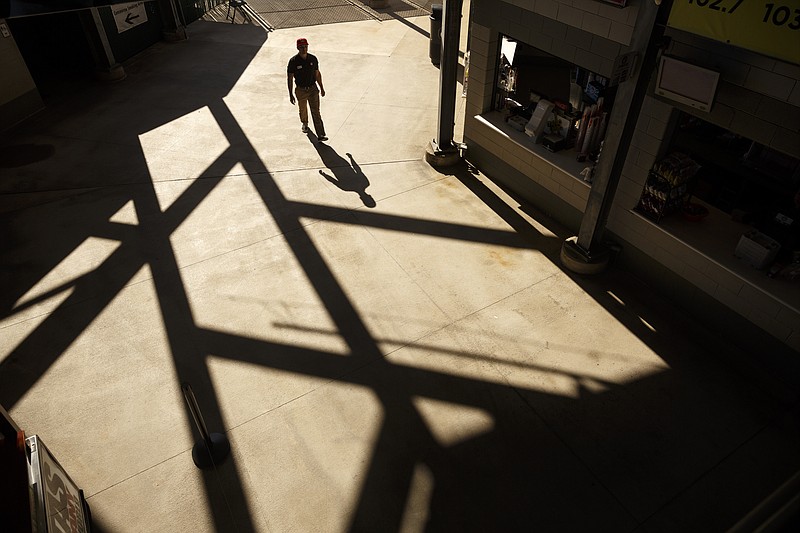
(176, 0), (226, 25)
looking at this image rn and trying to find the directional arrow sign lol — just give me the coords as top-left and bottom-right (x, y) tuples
(113, 2), (147, 34)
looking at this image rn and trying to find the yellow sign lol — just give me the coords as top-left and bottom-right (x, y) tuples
(668, 0), (800, 65)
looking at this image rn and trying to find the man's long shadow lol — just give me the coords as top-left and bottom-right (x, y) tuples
(312, 137), (376, 208)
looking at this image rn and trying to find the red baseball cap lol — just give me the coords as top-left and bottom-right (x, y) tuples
(296, 38), (309, 48)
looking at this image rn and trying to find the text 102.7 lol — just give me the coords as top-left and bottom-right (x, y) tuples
(686, 0), (800, 30)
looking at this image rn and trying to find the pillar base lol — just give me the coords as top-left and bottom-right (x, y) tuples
(425, 140), (462, 168)
(95, 64), (126, 82)
(560, 236), (611, 275)
(163, 27), (188, 42)
(191, 432), (230, 469)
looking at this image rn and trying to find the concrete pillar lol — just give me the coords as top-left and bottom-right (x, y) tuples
(159, 0), (187, 42)
(426, 0), (463, 168)
(561, 0), (669, 274)
(80, 8), (126, 81)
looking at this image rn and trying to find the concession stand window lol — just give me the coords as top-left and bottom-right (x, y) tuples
(645, 112), (800, 287)
(493, 35), (617, 165)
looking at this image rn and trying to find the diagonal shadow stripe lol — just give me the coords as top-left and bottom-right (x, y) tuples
(136, 160), (263, 530)
(209, 100), (448, 529)
(0, 150), (235, 407)
(197, 326), (620, 412)
(291, 200), (555, 249)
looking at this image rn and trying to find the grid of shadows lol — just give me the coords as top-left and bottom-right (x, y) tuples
(0, 71), (585, 531)
(1, 16), (792, 533)
(0, 78), (625, 530)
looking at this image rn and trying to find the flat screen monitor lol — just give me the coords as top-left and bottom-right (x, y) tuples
(655, 56), (719, 112)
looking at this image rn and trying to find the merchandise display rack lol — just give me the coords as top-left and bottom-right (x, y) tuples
(635, 152), (700, 223)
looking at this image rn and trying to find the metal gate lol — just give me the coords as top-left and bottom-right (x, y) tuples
(177, 0), (228, 24)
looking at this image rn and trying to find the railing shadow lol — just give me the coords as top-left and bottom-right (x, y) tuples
(1, 21), (271, 533)
(0, 15), (797, 533)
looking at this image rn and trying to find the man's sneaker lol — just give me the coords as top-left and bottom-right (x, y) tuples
(318, 135), (328, 141)
(301, 123), (309, 133)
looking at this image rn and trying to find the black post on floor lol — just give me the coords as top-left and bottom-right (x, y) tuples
(182, 382), (231, 469)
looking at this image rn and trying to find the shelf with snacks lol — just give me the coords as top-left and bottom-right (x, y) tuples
(634, 152), (701, 223)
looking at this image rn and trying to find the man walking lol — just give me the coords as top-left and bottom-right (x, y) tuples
(287, 38), (327, 141)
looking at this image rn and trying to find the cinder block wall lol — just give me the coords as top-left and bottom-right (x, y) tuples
(661, 27), (800, 158)
(464, 22), (497, 120)
(0, 19), (42, 131)
(484, 0), (637, 76)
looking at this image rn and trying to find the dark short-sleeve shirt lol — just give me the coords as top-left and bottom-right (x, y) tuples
(287, 53), (319, 88)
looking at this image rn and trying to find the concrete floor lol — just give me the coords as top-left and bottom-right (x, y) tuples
(1, 12), (799, 533)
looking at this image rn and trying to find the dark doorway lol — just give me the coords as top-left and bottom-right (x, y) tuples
(7, 11), (95, 98)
